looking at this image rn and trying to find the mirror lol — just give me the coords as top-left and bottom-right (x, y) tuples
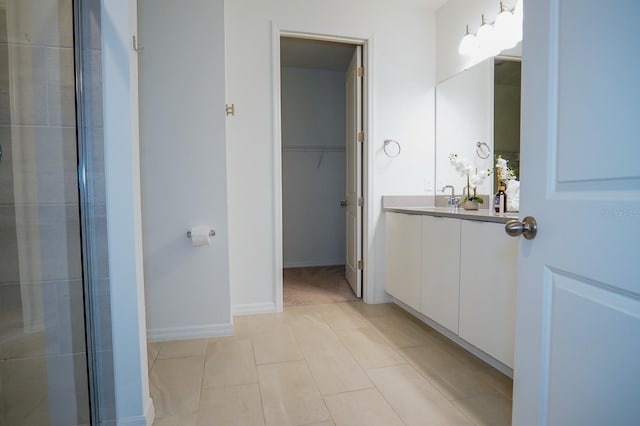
(493, 59), (521, 190)
(435, 56), (521, 199)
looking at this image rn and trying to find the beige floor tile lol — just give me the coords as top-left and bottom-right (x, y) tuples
(337, 301), (403, 319)
(257, 360), (330, 426)
(289, 315), (341, 351)
(203, 338), (257, 388)
(150, 356), (204, 416)
(304, 422), (335, 426)
(231, 315), (251, 338)
(244, 312), (291, 335)
(400, 346), (495, 400)
(324, 388), (404, 426)
(367, 313), (442, 349)
(367, 364), (472, 425)
(302, 341), (373, 395)
(335, 327), (406, 369)
(197, 384), (265, 426)
(317, 305), (370, 330)
(400, 345), (464, 376)
(252, 325), (303, 365)
(153, 414), (197, 426)
(476, 368), (513, 400)
(452, 392), (513, 426)
(157, 338), (209, 359)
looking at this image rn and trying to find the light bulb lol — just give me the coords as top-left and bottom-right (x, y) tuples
(476, 15), (501, 58)
(514, 0), (523, 21)
(513, 0), (524, 46)
(494, 3), (519, 50)
(458, 25), (478, 56)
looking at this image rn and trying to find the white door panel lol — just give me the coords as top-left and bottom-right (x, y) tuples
(345, 46), (362, 298)
(513, 0), (640, 424)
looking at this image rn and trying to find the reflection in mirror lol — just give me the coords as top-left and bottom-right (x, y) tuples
(435, 58), (494, 198)
(494, 59), (521, 190)
(435, 56), (521, 203)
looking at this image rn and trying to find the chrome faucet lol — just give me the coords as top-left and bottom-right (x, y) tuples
(441, 185), (458, 207)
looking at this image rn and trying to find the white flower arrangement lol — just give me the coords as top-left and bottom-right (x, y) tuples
(449, 153), (491, 203)
(495, 155), (517, 185)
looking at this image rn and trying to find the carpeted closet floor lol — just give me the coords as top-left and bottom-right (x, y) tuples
(283, 265), (358, 306)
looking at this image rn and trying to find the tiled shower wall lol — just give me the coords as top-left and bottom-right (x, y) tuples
(0, 0), (114, 424)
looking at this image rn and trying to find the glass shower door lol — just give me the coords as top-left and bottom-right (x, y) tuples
(0, 1), (104, 424)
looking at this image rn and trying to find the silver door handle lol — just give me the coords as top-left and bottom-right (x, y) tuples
(339, 200), (348, 208)
(505, 216), (537, 240)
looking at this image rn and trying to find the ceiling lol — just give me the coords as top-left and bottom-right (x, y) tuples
(280, 37), (356, 72)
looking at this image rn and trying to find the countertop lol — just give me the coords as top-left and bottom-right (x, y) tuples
(384, 206), (519, 224)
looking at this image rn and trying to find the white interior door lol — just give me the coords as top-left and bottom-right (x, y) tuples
(513, 1), (640, 424)
(345, 46), (362, 297)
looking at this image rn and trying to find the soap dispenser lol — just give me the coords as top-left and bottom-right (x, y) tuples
(494, 185), (507, 213)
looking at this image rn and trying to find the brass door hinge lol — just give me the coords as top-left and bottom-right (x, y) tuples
(357, 67), (364, 77)
(225, 104), (235, 116)
(357, 131), (364, 143)
(357, 259), (364, 270)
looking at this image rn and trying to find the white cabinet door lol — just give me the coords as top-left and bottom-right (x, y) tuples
(459, 220), (518, 368)
(385, 213), (421, 311)
(421, 216), (461, 333)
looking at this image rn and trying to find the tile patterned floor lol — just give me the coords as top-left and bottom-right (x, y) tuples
(283, 266), (358, 307)
(149, 302), (513, 426)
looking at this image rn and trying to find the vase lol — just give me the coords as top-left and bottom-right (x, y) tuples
(461, 200), (479, 210)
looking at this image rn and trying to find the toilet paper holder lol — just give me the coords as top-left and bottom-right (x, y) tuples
(186, 229), (216, 238)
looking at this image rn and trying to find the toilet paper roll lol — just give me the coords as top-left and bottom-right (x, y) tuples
(189, 226), (211, 247)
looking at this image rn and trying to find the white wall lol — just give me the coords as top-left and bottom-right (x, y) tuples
(436, 0), (519, 82)
(281, 67), (346, 268)
(226, 0), (437, 309)
(101, 0), (153, 423)
(138, 0), (232, 340)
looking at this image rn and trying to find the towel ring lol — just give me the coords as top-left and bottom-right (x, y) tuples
(476, 141), (490, 159)
(383, 139), (401, 158)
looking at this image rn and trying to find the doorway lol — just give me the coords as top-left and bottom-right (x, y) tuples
(278, 36), (365, 306)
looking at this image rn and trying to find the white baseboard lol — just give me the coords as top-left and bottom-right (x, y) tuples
(116, 416), (146, 426)
(283, 259), (344, 268)
(366, 292), (394, 304)
(144, 396), (155, 426)
(147, 322), (233, 342)
(232, 302), (277, 315)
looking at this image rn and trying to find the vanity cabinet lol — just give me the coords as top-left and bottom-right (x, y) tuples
(385, 210), (518, 370)
(421, 216), (461, 334)
(459, 220), (518, 368)
(385, 213), (422, 311)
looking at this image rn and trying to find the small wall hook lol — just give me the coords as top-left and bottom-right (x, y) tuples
(132, 35), (143, 53)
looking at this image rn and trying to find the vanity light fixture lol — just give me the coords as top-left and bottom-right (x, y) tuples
(458, 0), (523, 58)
